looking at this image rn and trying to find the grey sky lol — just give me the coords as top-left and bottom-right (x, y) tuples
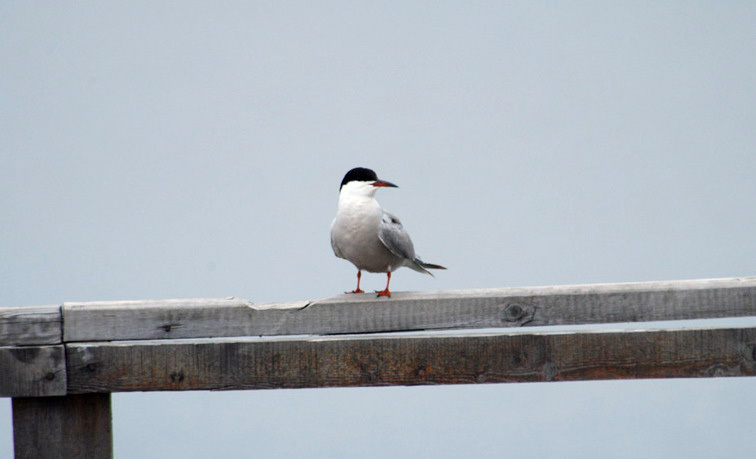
(2, 2), (755, 457)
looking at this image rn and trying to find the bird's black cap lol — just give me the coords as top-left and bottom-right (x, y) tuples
(340, 167), (379, 189)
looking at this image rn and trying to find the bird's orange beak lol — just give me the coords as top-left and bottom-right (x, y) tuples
(372, 180), (398, 188)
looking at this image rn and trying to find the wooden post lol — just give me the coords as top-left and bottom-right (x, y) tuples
(12, 394), (113, 459)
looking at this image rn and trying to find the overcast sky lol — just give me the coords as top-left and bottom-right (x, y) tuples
(2, 2), (756, 457)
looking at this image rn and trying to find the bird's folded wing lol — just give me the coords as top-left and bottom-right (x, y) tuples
(378, 211), (416, 260)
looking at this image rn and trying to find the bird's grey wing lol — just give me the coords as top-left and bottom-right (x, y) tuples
(378, 211), (416, 261)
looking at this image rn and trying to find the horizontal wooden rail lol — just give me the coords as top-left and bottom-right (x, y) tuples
(65, 326), (756, 393)
(0, 305), (61, 345)
(0, 346), (65, 397)
(0, 276), (755, 398)
(50, 276), (756, 342)
(3, 276), (756, 458)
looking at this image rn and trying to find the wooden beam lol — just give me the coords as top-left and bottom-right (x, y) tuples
(0, 305), (61, 346)
(0, 346), (66, 397)
(65, 326), (756, 393)
(61, 277), (756, 342)
(12, 394), (113, 459)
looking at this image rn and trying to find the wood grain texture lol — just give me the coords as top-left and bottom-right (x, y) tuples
(0, 346), (66, 397)
(66, 326), (756, 393)
(12, 394), (112, 459)
(62, 277), (756, 342)
(0, 305), (61, 346)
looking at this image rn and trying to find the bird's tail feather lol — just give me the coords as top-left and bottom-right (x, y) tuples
(410, 258), (447, 276)
(419, 261), (446, 270)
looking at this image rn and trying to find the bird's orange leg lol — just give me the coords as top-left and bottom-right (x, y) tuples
(376, 272), (392, 297)
(346, 270), (365, 294)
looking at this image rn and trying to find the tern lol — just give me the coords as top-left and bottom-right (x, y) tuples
(330, 167), (446, 297)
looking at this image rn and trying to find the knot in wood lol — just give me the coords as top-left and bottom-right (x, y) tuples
(542, 362), (557, 381)
(503, 303), (525, 322)
(170, 370), (185, 383)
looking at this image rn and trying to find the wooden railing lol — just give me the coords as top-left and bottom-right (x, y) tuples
(2, 277), (756, 458)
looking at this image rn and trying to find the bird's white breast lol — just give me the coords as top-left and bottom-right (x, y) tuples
(330, 194), (402, 272)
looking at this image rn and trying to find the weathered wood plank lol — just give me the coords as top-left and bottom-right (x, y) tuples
(0, 346), (66, 397)
(62, 277), (756, 342)
(0, 305), (61, 346)
(65, 326), (756, 393)
(12, 394), (113, 459)
(63, 297), (261, 342)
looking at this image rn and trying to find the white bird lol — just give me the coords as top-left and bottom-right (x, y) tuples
(330, 167), (446, 297)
